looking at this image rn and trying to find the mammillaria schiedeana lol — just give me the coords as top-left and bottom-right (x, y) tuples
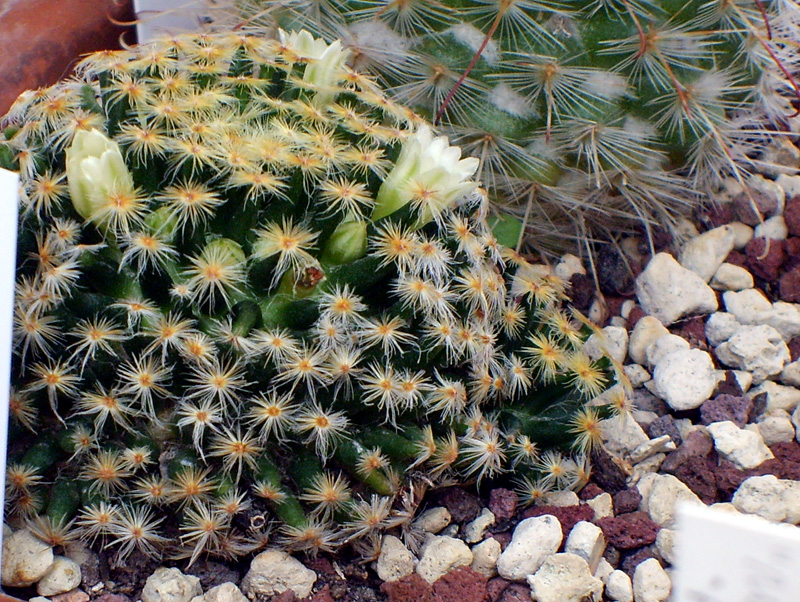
(0, 30), (620, 564)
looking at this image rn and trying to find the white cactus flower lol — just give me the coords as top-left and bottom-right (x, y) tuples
(373, 125), (480, 225)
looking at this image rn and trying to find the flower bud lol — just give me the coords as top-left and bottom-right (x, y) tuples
(321, 218), (368, 265)
(66, 128), (134, 222)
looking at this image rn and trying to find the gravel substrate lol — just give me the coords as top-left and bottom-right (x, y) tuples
(6, 140), (800, 602)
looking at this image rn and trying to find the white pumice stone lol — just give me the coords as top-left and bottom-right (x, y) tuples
(732, 475), (789, 522)
(729, 221), (754, 249)
(241, 550), (316, 599)
(416, 536), (472, 584)
(655, 529), (677, 565)
(470, 538), (502, 578)
(754, 215), (789, 240)
(585, 326), (628, 364)
(624, 363), (651, 388)
(1, 528), (54, 588)
(756, 410), (796, 445)
(463, 508), (495, 544)
(707, 421), (775, 470)
(645, 334), (690, 369)
(586, 492), (614, 521)
(555, 253), (586, 280)
(496, 515), (563, 581)
(376, 535), (415, 583)
(541, 490), (580, 507)
(629, 317), (670, 366)
(606, 569), (634, 602)
(652, 349), (717, 411)
(748, 380), (800, 414)
(723, 288), (773, 324)
(633, 558), (671, 602)
(644, 474), (704, 528)
(190, 583), (248, 602)
(705, 312), (742, 346)
(677, 224), (735, 282)
(756, 302), (800, 341)
(142, 568), (202, 602)
(635, 253), (718, 325)
(564, 521), (605, 573)
(710, 263), (754, 291)
(715, 324), (791, 384)
(413, 507), (452, 534)
(527, 554), (603, 602)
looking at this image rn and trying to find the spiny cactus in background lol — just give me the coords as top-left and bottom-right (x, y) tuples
(207, 0), (800, 253)
(0, 30), (620, 564)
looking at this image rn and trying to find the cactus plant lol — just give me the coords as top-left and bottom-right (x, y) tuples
(0, 29), (619, 563)
(207, 0), (800, 253)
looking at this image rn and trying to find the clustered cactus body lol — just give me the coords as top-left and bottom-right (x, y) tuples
(0, 30), (619, 564)
(210, 0), (800, 252)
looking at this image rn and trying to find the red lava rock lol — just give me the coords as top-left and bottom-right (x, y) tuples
(788, 337), (800, 362)
(381, 573), (434, 602)
(745, 237), (785, 282)
(665, 455), (719, 504)
(432, 568), (488, 602)
(661, 429), (715, 473)
(489, 489), (518, 520)
(712, 371), (745, 397)
(620, 547), (658, 576)
(487, 578), (511, 602)
(497, 583), (531, 602)
(50, 591), (90, 602)
(699, 394), (753, 428)
(785, 196), (800, 236)
(752, 442), (800, 480)
(784, 237), (800, 270)
(605, 296), (628, 321)
(612, 488), (643, 515)
(488, 531), (512, 550)
(734, 188), (782, 225)
(627, 305), (647, 329)
(724, 249), (749, 269)
(779, 265), (800, 303)
(672, 316), (708, 349)
(523, 505), (594, 540)
(568, 273), (595, 312)
(699, 203), (736, 229)
(648, 415), (682, 446)
(590, 447), (629, 493)
(714, 459), (751, 501)
(579, 482), (605, 500)
(436, 487), (482, 523)
(597, 512), (660, 550)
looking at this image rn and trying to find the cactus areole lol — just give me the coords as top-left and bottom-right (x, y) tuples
(0, 30), (619, 563)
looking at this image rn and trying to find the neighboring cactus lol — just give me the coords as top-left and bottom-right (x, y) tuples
(1, 30), (618, 563)
(208, 0), (800, 252)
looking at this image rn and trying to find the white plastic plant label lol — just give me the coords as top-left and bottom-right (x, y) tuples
(133, 0), (207, 44)
(673, 503), (800, 601)
(0, 168), (19, 574)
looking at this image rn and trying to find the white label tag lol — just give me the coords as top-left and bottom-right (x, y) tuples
(673, 503), (800, 601)
(0, 168), (19, 574)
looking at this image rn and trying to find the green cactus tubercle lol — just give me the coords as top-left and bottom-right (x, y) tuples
(1, 29), (621, 563)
